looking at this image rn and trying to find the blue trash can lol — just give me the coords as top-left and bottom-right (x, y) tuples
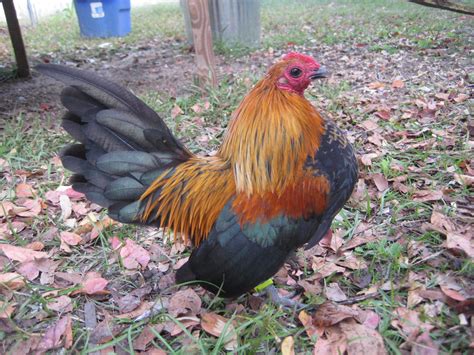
(74, 0), (131, 38)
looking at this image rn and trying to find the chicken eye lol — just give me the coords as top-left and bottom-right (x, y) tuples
(289, 67), (303, 78)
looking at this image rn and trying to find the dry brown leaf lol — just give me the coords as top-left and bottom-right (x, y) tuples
(412, 331), (439, 355)
(0, 243), (48, 263)
(35, 314), (72, 351)
(16, 183), (36, 198)
(439, 284), (466, 302)
(116, 285), (152, 313)
(446, 232), (474, 258)
(313, 302), (359, 327)
(16, 199), (42, 217)
(392, 79), (405, 89)
(375, 109), (391, 120)
(171, 104), (184, 118)
(0, 201), (16, 218)
(339, 319), (387, 355)
(168, 289), (202, 317)
(311, 257), (345, 280)
(430, 211), (455, 232)
(81, 277), (109, 295)
(412, 190), (443, 203)
(26, 241), (45, 251)
(372, 173), (389, 191)
(325, 283), (348, 302)
(133, 324), (164, 351)
(298, 279), (322, 296)
(120, 239), (150, 270)
(281, 336), (295, 355)
(368, 81), (385, 90)
(313, 336), (343, 355)
(116, 301), (153, 319)
(59, 194), (72, 220)
(59, 232), (83, 253)
(299, 309), (322, 338)
(90, 314), (125, 344)
(0, 300), (15, 318)
(47, 295), (73, 313)
(360, 153), (380, 167)
(392, 307), (433, 338)
(201, 312), (238, 351)
(454, 173), (474, 187)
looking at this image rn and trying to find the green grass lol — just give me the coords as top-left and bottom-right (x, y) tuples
(1, 0), (472, 353)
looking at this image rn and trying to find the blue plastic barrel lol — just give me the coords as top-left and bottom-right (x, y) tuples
(74, 0), (131, 38)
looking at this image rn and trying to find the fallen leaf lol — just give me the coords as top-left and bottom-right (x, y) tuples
(446, 232), (474, 258)
(412, 190), (443, 203)
(75, 276), (109, 296)
(360, 153), (380, 166)
(339, 319), (387, 354)
(201, 312), (238, 351)
(16, 183), (36, 198)
(35, 314), (72, 351)
(313, 302), (359, 327)
(0, 201), (16, 218)
(440, 284), (466, 302)
(454, 93), (469, 103)
(116, 300), (153, 319)
(168, 289), (201, 317)
(454, 173), (474, 187)
(47, 296), (73, 313)
(368, 81), (385, 90)
(26, 241), (45, 251)
(299, 309), (322, 337)
(375, 109), (391, 120)
(412, 331), (439, 355)
(90, 314), (125, 344)
(430, 210), (455, 232)
(16, 199), (42, 217)
(298, 279), (322, 296)
(120, 239), (150, 270)
(133, 324), (164, 351)
(116, 285), (152, 313)
(391, 307), (433, 338)
(371, 173), (389, 191)
(59, 194), (72, 220)
(281, 336), (295, 355)
(0, 300), (15, 318)
(325, 283), (348, 302)
(0, 244), (48, 263)
(59, 232), (82, 253)
(391, 79), (404, 89)
(171, 104), (184, 118)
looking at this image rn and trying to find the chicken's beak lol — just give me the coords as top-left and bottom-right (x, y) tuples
(310, 66), (328, 80)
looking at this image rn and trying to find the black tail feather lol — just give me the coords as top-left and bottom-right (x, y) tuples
(37, 64), (190, 224)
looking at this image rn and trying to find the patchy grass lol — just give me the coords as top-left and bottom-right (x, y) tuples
(1, 0), (473, 354)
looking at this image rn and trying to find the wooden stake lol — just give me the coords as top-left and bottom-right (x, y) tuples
(187, 0), (217, 88)
(408, 0), (474, 15)
(2, 0), (30, 78)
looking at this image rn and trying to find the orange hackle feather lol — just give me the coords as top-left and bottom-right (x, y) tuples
(140, 57), (327, 245)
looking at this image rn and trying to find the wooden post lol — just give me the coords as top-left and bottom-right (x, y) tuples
(2, 0), (30, 78)
(408, 0), (474, 15)
(187, 0), (217, 88)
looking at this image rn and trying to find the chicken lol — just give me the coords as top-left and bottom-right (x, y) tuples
(37, 52), (357, 304)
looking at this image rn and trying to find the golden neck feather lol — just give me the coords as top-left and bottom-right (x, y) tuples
(218, 79), (325, 195)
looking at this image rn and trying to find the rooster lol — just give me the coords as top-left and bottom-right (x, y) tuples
(37, 52), (357, 306)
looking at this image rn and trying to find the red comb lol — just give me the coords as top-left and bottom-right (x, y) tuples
(282, 52), (317, 64)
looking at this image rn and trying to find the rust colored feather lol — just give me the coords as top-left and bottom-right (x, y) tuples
(141, 156), (235, 245)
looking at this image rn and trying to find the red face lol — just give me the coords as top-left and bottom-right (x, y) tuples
(276, 52), (327, 95)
